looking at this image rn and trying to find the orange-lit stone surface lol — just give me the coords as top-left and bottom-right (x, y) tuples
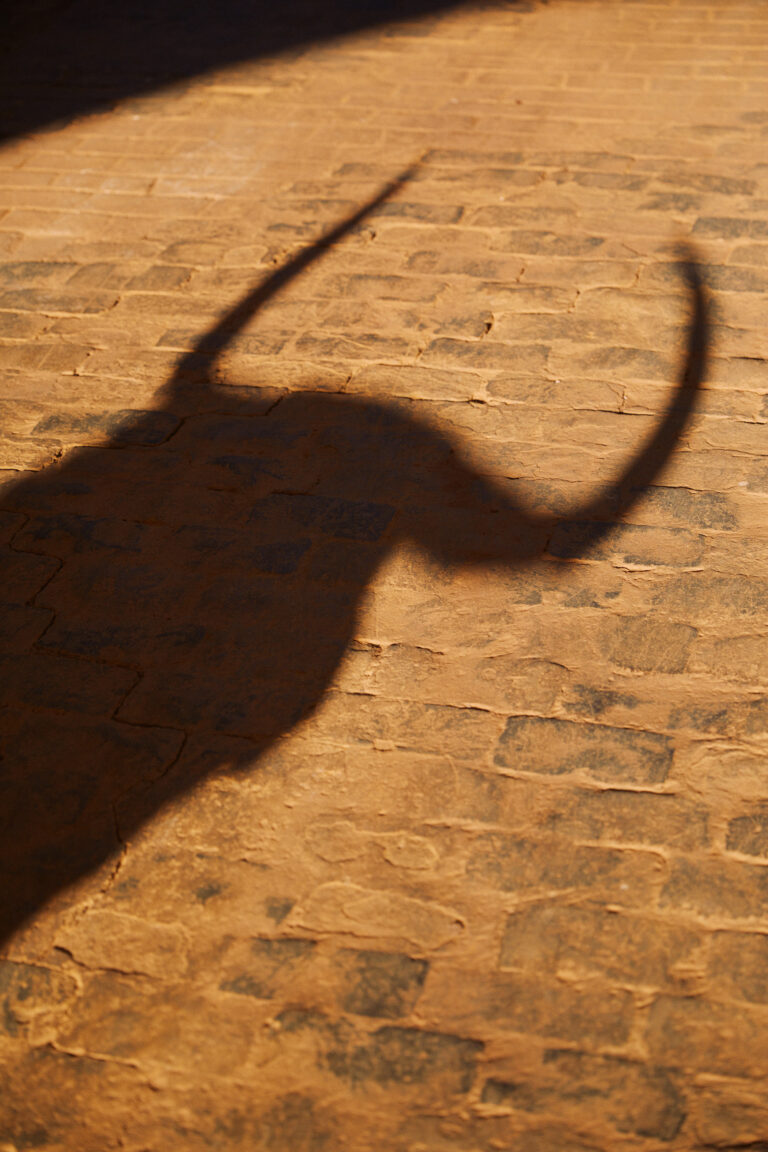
(1, 2), (768, 1149)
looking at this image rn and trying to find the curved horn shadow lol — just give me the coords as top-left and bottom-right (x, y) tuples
(162, 165), (420, 406)
(543, 250), (709, 550)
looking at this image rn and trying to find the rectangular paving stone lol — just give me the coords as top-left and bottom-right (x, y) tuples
(500, 904), (706, 988)
(549, 522), (705, 567)
(0, 546), (59, 601)
(0, 652), (136, 715)
(56, 972), (260, 1076)
(482, 1053), (685, 1143)
(421, 968), (634, 1047)
(646, 995), (768, 1080)
(494, 715), (673, 784)
(660, 856), (768, 922)
(604, 615), (698, 675)
(331, 949), (429, 1020)
(466, 832), (663, 906)
(708, 931), (768, 1005)
(543, 788), (710, 852)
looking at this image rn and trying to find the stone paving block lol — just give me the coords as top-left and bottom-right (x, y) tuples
(542, 787), (710, 853)
(56, 970), (263, 1075)
(494, 714), (673, 785)
(465, 832), (663, 907)
(482, 1052), (686, 1143)
(660, 855), (768, 923)
(0, 545), (59, 601)
(420, 966), (634, 1047)
(646, 994), (768, 1080)
(500, 904), (706, 990)
(690, 1083), (768, 1150)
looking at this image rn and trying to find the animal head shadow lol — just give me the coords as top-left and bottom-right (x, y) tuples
(0, 169), (708, 946)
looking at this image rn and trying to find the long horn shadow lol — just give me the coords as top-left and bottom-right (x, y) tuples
(163, 165), (420, 406)
(0, 178), (708, 950)
(535, 252), (708, 554)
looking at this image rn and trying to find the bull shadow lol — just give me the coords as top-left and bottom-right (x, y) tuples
(0, 172), (707, 948)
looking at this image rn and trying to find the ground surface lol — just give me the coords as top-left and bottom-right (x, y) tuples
(1, 1), (768, 1149)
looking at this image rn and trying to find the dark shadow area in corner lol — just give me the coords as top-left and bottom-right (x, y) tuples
(0, 171), (707, 948)
(1, 0), (538, 145)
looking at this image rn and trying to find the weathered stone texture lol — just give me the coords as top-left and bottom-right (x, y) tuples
(2, 0), (768, 1148)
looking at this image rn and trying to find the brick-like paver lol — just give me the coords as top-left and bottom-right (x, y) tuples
(1, 2), (768, 1149)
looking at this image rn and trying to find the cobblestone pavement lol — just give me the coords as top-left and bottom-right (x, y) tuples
(1, 1), (768, 1149)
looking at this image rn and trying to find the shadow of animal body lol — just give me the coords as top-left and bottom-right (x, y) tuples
(0, 175), (707, 947)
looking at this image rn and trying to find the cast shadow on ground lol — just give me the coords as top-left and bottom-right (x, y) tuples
(1, 0), (541, 145)
(0, 171), (707, 947)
